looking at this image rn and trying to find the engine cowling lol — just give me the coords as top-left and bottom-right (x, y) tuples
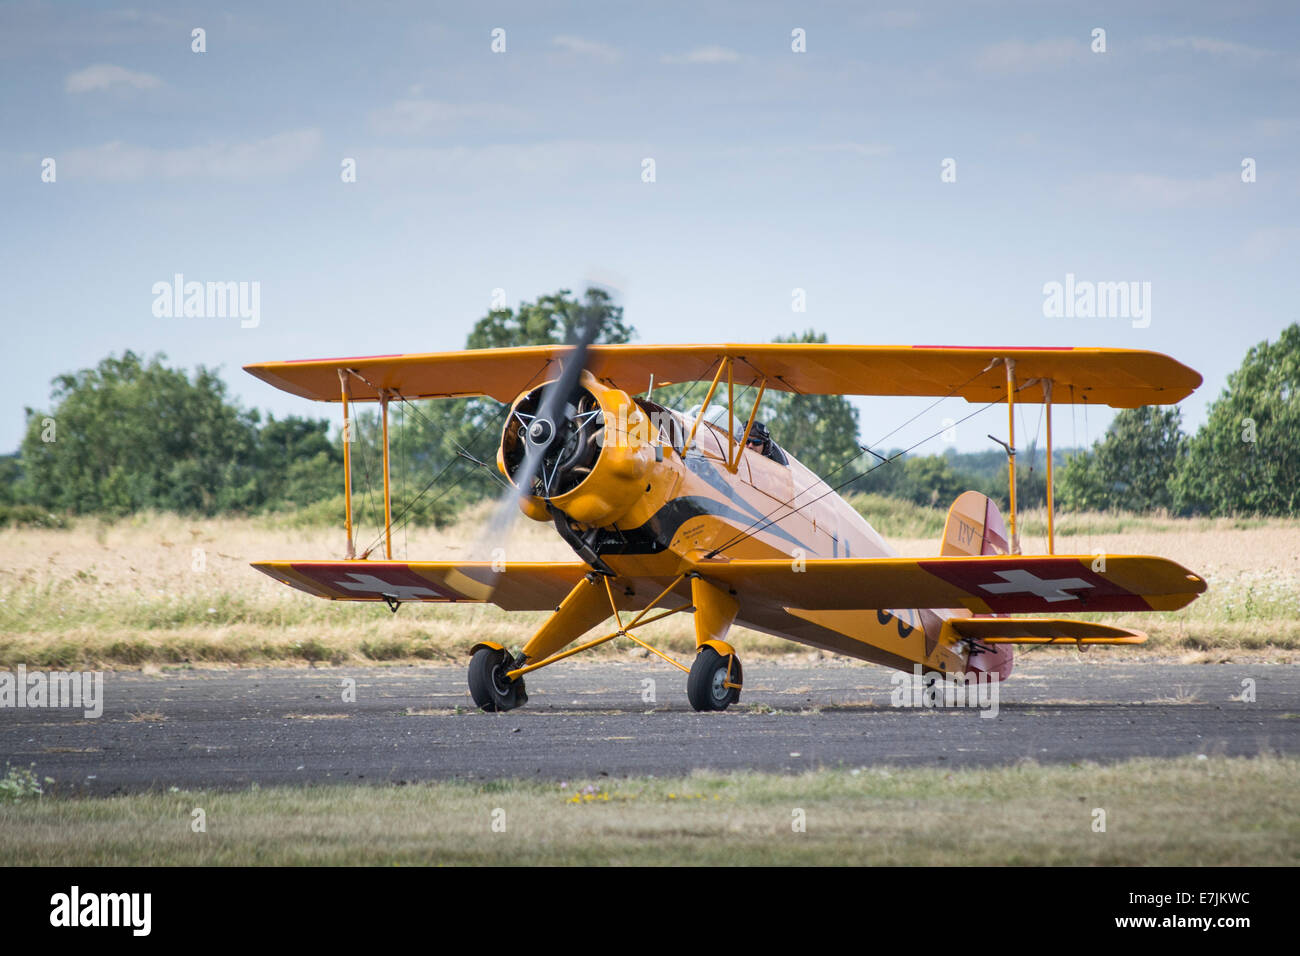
(498, 372), (652, 528)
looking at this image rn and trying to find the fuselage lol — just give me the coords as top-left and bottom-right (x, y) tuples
(504, 381), (969, 676)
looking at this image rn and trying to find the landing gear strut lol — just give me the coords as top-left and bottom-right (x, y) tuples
(686, 645), (743, 712)
(468, 646), (528, 712)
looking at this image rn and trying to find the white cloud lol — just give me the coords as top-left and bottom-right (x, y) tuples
(662, 45), (741, 65)
(975, 38), (1086, 74)
(368, 99), (520, 136)
(356, 140), (631, 186)
(551, 35), (620, 63)
(1253, 117), (1300, 137)
(1080, 171), (1244, 209)
(1242, 226), (1300, 258)
(65, 63), (163, 93)
(861, 10), (922, 29)
(59, 128), (321, 181)
(1143, 36), (1274, 60)
(806, 143), (892, 158)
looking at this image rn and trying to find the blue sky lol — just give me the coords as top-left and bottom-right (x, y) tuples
(3, 0), (1297, 457)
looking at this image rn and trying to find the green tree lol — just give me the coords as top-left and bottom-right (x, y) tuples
(1173, 323), (1300, 516)
(252, 414), (342, 510)
(854, 452), (1000, 509)
(465, 286), (633, 349)
(19, 352), (260, 515)
(1057, 406), (1187, 512)
(0, 456), (19, 505)
(895, 455), (971, 508)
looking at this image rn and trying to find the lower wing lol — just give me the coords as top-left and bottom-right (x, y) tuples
(693, 554), (1204, 615)
(254, 553), (1204, 633)
(251, 560), (591, 610)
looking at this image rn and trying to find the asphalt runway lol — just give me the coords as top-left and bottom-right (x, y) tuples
(3, 658), (1296, 793)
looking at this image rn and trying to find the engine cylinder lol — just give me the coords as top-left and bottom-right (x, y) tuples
(498, 373), (652, 527)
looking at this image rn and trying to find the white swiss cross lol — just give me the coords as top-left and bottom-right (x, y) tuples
(979, 569), (1093, 603)
(333, 573), (443, 601)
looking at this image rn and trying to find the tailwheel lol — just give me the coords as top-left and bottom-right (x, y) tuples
(468, 646), (528, 712)
(687, 646), (743, 712)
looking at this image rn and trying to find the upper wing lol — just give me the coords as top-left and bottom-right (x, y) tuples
(244, 344), (1201, 408)
(252, 560), (592, 610)
(694, 554), (1205, 614)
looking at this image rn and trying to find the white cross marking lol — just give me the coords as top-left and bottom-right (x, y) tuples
(979, 569), (1094, 603)
(333, 573), (443, 601)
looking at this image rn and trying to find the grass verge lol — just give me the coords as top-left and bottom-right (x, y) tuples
(1, 755), (1295, 865)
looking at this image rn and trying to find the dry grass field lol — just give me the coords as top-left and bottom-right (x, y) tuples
(1, 503), (1297, 670)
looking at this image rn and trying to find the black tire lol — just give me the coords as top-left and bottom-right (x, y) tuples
(687, 646), (742, 712)
(468, 646), (527, 712)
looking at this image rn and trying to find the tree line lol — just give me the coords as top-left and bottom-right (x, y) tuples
(1057, 323), (1299, 517)
(2, 290), (1296, 524)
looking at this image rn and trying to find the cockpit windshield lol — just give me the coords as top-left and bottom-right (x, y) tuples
(684, 403), (745, 441)
(684, 402), (788, 465)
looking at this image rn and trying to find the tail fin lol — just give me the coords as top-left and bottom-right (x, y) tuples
(941, 491), (1014, 679)
(940, 490), (1013, 557)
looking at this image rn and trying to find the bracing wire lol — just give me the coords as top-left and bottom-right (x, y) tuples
(704, 366), (995, 559)
(399, 398), (408, 560)
(708, 396), (1008, 560)
(352, 407), (383, 543)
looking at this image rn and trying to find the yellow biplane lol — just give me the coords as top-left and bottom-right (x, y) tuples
(245, 334), (1206, 712)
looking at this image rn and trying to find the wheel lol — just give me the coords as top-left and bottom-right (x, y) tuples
(687, 646), (743, 712)
(468, 646), (528, 712)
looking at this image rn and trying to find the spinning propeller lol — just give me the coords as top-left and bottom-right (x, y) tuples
(475, 300), (607, 560)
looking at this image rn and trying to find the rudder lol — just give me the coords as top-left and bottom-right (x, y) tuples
(940, 490), (1012, 557)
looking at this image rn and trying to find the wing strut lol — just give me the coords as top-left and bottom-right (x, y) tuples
(1006, 358), (1018, 552)
(338, 369), (356, 559)
(380, 388), (393, 559)
(685, 357), (727, 453)
(1045, 379), (1056, 554)
(732, 376), (768, 472)
(996, 365), (1058, 555)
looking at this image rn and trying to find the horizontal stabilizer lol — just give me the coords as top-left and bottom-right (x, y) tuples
(944, 616), (1148, 645)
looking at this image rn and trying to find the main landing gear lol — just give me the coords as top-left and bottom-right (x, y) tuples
(464, 573), (746, 713)
(468, 645), (528, 712)
(467, 642), (745, 712)
(686, 645), (743, 712)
